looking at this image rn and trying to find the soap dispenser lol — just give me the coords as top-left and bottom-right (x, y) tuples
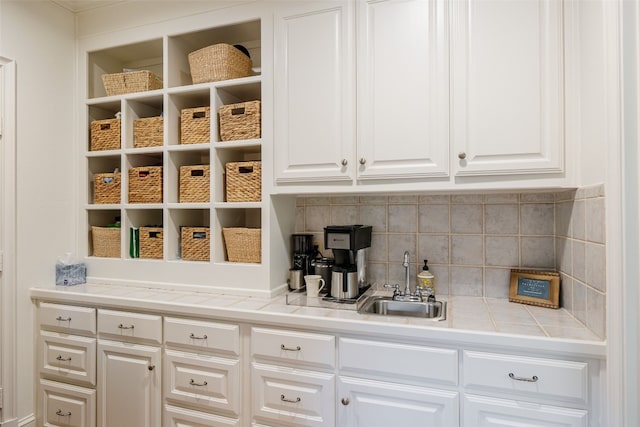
(417, 259), (435, 295)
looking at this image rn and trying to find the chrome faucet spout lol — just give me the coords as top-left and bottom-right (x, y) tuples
(403, 250), (410, 296)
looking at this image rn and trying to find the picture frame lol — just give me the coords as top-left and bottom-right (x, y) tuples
(509, 269), (560, 309)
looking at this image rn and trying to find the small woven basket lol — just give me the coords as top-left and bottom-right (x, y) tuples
(219, 100), (261, 142)
(134, 116), (163, 148)
(94, 172), (121, 204)
(188, 44), (252, 84)
(101, 70), (162, 96)
(128, 166), (163, 203)
(226, 161), (261, 202)
(223, 227), (261, 263)
(179, 165), (210, 203)
(90, 119), (121, 151)
(139, 227), (163, 259)
(181, 106), (210, 144)
(92, 226), (120, 258)
(181, 227), (210, 261)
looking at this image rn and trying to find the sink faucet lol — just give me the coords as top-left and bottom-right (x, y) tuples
(384, 251), (423, 302)
(402, 250), (411, 296)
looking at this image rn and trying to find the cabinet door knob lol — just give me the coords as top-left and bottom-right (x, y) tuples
(458, 152), (467, 160)
(359, 158), (366, 165)
(148, 364), (155, 371)
(341, 159), (348, 166)
(341, 397), (350, 406)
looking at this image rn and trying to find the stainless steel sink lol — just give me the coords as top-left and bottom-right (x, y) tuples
(357, 296), (447, 321)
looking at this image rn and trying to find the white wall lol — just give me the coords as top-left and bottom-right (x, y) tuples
(0, 1), (75, 423)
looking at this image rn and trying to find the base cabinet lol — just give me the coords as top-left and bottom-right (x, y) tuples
(463, 394), (588, 427)
(337, 376), (458, 427)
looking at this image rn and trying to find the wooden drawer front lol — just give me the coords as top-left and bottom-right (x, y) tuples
(251, 327), (335, 369)
(98, 309), (162, 344)
(164, 317), (240, 355)
(39, 330), (97, 386)
(339, 337), (458, 386)
(463, 351), (588, 404)
(39, 303), (96, 336)
(165, 404), (240, 427)
(164, 349), (241, 416)
(252, 363), (335, 427)
(40, 379), (96, 427)
(463, 394), (588, 427)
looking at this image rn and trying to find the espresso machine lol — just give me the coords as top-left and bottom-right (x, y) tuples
(324, 225), (372, 300)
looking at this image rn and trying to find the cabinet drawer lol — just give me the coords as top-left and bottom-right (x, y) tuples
(463, 351), (588, 404)
(98, 309), (162, 344)
(39, 302), (96, 336)
(252, 362), (335, 427)
(339, 337), (458, 386)
(164, 349), (241, 416)
(39, 330), (96, 386)
(164, 317), (240, 356)
(40, 379), (96, 427)
(165, 404), (240, 427)
(251, 327), (335, 369)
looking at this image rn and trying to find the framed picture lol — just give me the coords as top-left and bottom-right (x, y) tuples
(509, 269), (560, 309)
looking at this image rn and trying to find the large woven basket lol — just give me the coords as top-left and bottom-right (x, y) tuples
(101, 70), (162, 96)
(92, 226), (120, 258)
(226, 161), (261, 202)
(128, 166), (163, 203)
(94, 172), (121, 204)
(188, 44), (252, 84)
(181, 106), (210, 144)
(90, 119), (121, 151)
(181, 227), (210, 261)
(134, 116), (163, 148)
(223, 227), (261, 263)
(139, 227), (163, 259)
(179, 165), (210, 203)
(219, 100), (261, 142)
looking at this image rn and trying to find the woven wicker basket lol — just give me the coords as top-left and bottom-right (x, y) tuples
(92, 226), (121, 258)
(101, 70), (162, 96)
(181, 106), (210, 144)
(139, 227), (163, 259)
(226, 161), (261, 202)
(128, 166), (163, 203)
(90, 119), (121, 151)
(188, 44), (252, 84)
(179, 165), (210, 203)
(219, 100), (261, 142)
(223, 227), (261, 263)
(181, 227), (210, 261)
(94, 172), (121, 204)
(134, 116), (163, 148)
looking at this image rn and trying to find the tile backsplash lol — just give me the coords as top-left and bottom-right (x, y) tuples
(295, 184), (606, 339)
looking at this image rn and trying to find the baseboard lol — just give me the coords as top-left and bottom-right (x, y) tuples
(18, 414), (35, 427)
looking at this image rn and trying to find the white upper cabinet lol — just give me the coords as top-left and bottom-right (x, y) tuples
(274, 1), (355, 183)
(357, 0), (449, 180)
(451, 0), (564, 176)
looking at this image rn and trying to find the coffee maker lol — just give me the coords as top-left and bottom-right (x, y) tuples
(324, 225), (372, 299)
(291, 233), (314, 277)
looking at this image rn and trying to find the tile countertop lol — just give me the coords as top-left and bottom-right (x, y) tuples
(29, 283), (606, 358)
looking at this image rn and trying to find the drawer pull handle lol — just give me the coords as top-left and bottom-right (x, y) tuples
(56, 355), (72, 362)
(281, 344), (301, 352)
(56, 409), (71, 417)
(55, 316), (71, 322)
(509, 372), (539, 382)
(118, 324), (134, 330)
(280, 394), (301, 403)
(189, 379), (208, 387)
(189, 333), (208, 340)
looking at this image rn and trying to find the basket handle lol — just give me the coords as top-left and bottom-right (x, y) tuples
(138, 171), (150, 178)
(190, 169), (204, 177)
(238, 166), (254, 174)
(102, 177), (114, 184)
(100, 123), (111, 130)
(192, 231), (207, 239)
(231, 107), (246, 116)
(148, 231), (161, 238)
(192, 111), (207, 119)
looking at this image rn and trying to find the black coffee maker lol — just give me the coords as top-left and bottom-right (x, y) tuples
(324, 225), (372, 299)
(291, 234), (314, 277)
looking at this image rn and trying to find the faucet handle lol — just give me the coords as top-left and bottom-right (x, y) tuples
(383, 284), (401, 295)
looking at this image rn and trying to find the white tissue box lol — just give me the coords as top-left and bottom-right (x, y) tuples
(55, 263), (86, 286)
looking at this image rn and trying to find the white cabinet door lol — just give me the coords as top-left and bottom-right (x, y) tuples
(338, 376), (458, 427)
(463, 394), (588, 427)
(357, 0), (449, 180)
(274, 0), (355, 183)
(97, 339), (161, 427)
(451, 0), (564, 176)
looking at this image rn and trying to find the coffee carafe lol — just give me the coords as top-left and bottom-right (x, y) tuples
(324, 225), (372, 299)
